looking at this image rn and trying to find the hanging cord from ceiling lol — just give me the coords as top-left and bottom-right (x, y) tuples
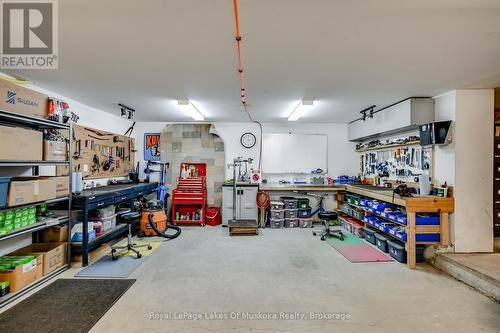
(232, 0), (263, 171)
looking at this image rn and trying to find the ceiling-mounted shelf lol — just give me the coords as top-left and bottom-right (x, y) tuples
(355, 141), (421, 153)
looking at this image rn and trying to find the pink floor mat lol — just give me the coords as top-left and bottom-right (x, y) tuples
(333, 244), (393, 263)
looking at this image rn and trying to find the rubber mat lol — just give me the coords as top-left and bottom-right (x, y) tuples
(75, 255), (145, 278)
(0, 278), (135, 333)
(333, 244), (393, 263)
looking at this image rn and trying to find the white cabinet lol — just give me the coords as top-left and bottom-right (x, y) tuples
(222, 184), (258, 226)
(347, 98), (435, 142)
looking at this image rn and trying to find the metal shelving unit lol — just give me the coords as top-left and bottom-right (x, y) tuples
(0, 109), (73, 308)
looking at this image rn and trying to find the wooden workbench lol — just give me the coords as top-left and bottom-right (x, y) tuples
(343, 185), (454, 269)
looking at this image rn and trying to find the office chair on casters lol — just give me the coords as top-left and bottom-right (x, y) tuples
(312, 211), (344, 241)
(111, 211), (152, 260)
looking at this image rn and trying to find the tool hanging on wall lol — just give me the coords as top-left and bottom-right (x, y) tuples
(91, 154), (100, 173)
(74, 139), (82, 159)
(103, 155), (115, 171)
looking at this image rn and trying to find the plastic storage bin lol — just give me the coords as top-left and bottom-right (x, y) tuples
(375, 233), (389, 253)
(359, 198), (369, 207)
(298, 217), (313, 228)
(270, 209), (285, 219)
(416, 214), (440, 225)
(269, 218), (284, 229)
(364, 228), (377, 245)
(285, 209), (298, 219)
(344, 220), (353, 233)
(280, 197), (298, 209)
(416, 234), (440, 242)
(352, 223), (364, 238)
(0, 177), (11, 208)
(396, 215), (408, 225)
(297, 207), (311, 218)
(297, 198), (310, 209)
(284, 218), (298, 228)
(270, 201), (284, 210)
(387, 239), (426, 263)
(346, 194), (361, 206)
(352, 209), (365, 220)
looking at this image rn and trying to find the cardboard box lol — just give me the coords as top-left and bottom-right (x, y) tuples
(43, 141), (68, 161)
(43, 225), (68, 242)
(0, 125), (43, 160)
(41, 176), (68, 197)
(0, 254), (43, 292)
(0, 80), (48, 119)
(53, 176), (69, 197)
(34, 178), (56, 202)
(12, 243), (67, 276)
(8, 177), (56, 206)
(56, 165), (69, 177)
(7, 179), (36, 206)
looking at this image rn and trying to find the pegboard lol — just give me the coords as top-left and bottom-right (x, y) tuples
(72, 125), (135, 179)
(359, 144), (433, 184)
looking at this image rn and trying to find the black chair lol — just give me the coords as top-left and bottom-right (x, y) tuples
(111, 211), (152, 260)
(312, 211), (344, 241)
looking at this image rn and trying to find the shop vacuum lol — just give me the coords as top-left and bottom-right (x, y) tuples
(136, 185), (181, 239)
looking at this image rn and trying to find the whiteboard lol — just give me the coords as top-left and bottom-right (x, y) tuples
(262, 134), (327, 173)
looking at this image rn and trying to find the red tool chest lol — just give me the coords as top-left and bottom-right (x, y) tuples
(171, 163), (207, 226)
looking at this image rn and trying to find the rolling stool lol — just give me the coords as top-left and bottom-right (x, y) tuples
(312, 211), (344, 241)
(111, 211), (152, 260)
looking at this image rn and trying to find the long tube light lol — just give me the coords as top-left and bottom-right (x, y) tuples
(288, 100), (314, 121)
(177, 100), (204, 121)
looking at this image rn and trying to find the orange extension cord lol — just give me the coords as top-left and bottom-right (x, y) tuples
(232, 0), (263, 171)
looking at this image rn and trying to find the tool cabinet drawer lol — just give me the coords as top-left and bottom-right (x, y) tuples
(114, 193), (135, 203)
(88, 198), (114, 210)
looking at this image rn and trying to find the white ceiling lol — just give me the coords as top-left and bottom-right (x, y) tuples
(6, 0), (500, 123)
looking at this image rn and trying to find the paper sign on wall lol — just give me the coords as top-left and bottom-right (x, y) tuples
(144, 133), (161, 161)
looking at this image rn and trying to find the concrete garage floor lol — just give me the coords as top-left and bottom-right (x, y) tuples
(87, 227), (500, 333)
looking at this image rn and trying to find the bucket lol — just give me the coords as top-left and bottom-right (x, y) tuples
(205, 207), (221, 226)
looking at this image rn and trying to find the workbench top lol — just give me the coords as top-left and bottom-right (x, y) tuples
(345, 184), (454, 212)
(259, 184), (346, 191)
(75, 182), (158, 198)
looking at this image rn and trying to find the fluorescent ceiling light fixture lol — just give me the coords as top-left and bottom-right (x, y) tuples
(288, 100), (314, 121)
(177, 99), (205, 121)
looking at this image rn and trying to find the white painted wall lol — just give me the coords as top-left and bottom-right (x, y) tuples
(433, 90), (493, 253)
(434, 91), (456, 186)
(213, 122), (359, 181)
(454, 90), (494, 252)
(131, 122), (168, 182)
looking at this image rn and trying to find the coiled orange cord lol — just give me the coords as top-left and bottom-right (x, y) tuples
(232, 0), (263, 171)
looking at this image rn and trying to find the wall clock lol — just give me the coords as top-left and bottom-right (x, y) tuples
(240, 132), (256, 149)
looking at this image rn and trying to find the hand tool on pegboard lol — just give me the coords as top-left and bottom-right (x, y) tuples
(85, 128), (113, 137)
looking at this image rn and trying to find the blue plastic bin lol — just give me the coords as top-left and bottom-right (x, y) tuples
(416, 233), (440, 242)
(71, 229), (96, 242)
(0, 176), (11, 208)
(396, 215), (408, 225)
(359, 198), (370, 207)
(416, 214), (440, 225)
